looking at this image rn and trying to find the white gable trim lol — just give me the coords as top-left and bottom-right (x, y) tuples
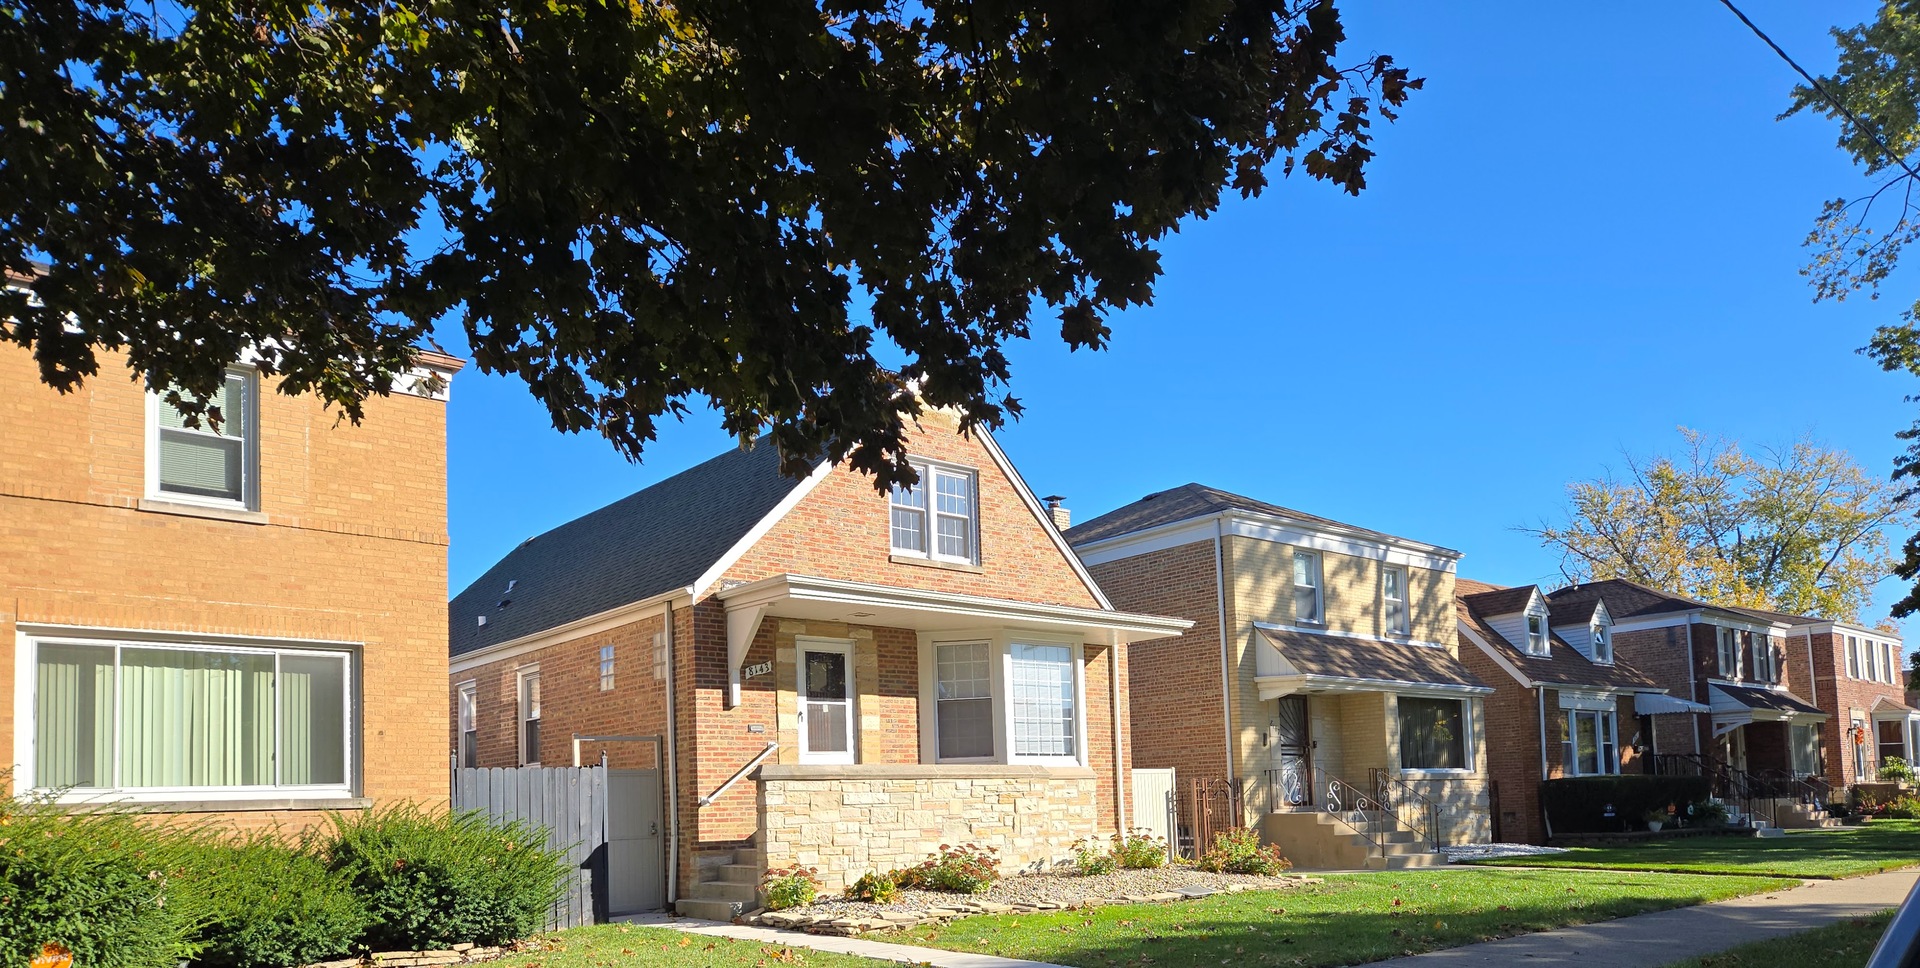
(1073, 509), (1460, 573)
(691, 457), (836, 599)
(1458, 618), (1534, 688)
(974, 427), (1115, 610)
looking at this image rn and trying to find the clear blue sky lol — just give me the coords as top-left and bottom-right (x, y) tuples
(443, 1), (1919, 642)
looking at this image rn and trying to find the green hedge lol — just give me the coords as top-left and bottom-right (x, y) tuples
(1541, 775), (1711, 833)
(0, 798), (197, 968)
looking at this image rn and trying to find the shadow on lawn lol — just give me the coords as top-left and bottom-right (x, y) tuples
(1487, 823), (1920, 877)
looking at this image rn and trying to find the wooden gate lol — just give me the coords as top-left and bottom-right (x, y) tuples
(1185, 776), (1244, 859)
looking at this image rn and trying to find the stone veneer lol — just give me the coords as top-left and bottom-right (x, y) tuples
(757, 764), (1099, 893)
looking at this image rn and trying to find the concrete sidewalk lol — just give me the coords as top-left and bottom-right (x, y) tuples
(1363, 869), (1919, 968)
(657, 918), (1068, 967)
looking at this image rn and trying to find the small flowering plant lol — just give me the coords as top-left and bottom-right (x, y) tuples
(760, 864), (820, 911)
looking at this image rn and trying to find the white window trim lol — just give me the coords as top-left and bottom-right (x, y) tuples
(1293, 551), (1324, 626)
(795, 636), (858, 765)
(1381, 566), (1410, 637)
(456, 680), (478, 768)
(598, 644), (615, 692)
(1591, 620), (1613, 665)
(17, 628), (358, 803)
(1563, 708), (1620, 777)
(516, 665), (541, 767)
(144, 365), (261, 512)
(917, 628), (1089, 767)
(1395, 695), (1477, 777)
(1718, 627), (1742, 679)
(889, 459), (980, 565)
(1525, 610), (1549, 657)
(1848, 636), (1861, 680)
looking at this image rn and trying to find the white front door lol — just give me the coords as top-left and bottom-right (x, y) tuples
(798, 639), (855, 763)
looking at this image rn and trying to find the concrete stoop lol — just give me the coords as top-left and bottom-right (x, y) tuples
(1259, 808), (1448, 871)
(677, 848), (760, 921)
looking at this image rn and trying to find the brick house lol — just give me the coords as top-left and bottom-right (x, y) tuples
(1065, 485), (1492, 869)
(4, 289), (463, 832)
(1454, 579), (1665, 843)
(1544, 580), (1835, 790)
(447, 412), (1188, 917)
(1780, 620), (1913, 789)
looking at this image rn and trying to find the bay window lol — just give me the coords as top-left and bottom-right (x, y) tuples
(1879, 720), (1906, 768)
(922, 633), (1086, 765)
(1398, 697), (1469, 772)
(891, 461), (978, 563)
(31, 635), (352, 796)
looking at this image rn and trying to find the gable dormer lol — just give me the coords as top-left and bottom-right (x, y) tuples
(1477, 586), (1550, 657)
(1552, 598), (1614, 665)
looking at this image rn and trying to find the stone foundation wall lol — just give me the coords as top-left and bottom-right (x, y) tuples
(757, 764), (1100, 893)
(1399, 775), (1492, 845)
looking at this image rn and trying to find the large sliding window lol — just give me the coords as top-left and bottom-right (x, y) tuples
(1398, 697), (1469, 772)
(32, 637), (351, 795)
(923, 634), (1085, 765)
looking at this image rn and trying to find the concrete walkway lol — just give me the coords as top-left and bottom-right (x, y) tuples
(655, 918), (1067, 967)
(1364, 869), (1919, 968)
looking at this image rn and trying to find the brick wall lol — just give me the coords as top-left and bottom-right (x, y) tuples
(1612, 626), (1700, 756)
(1800, 629), (1907, 787)
(1460, 641), (1544, 842)
(3, 346), (455, 833)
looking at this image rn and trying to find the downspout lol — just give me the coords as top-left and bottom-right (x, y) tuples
(1537, 686), (1549, 781)
(1684, 614), (1700, 755)
(1111, 632), (1127, 835)
(663, 599), (682, 907)
(1214, 515), (1234, 786)
(1804, 631), (1819, 708)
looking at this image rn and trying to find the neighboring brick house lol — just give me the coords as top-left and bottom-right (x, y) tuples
(1455, 579), (1665, 843)
(1781, 620), (1913, 789)
(1545, 580), (1831, 788)
(447, 411), (1188, 916)
(1065, 485), (1493, 867)
(3, 291), (463, 833)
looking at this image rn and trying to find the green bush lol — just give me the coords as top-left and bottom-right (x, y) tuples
(1112, 830), (1168, 869)
(1881, 757), (1916, 784)
(322, 804), (564, 951)
(1194, 827), (1291, 875)
(906, 843), (1000, 894)
(1071, 838), (1117, 876)
(844, 870), (897, 904)
(176, 833), (368, 968)
(1885, 795), (1920, 820)
(1540, 776), (1711, 833)
(760, 865), (819, 911)
(1687, 798), (1731, 828)
(0, 796), (197, 968)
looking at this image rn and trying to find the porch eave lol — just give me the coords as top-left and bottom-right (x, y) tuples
(1255, 673), (1494, 702)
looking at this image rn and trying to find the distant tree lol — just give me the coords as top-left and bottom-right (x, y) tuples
(1524, 428), (1904, 622)
(0, 0), (1418, 488)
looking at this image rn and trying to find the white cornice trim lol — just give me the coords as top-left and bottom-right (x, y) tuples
(448, 587), (692, 674)
(1072, 508), (1461, 572)
(716, 572), (1191, 640)
(1251, 620), (1450, 651)
(974, 428), (1115, 610)
(691, 457), (836, 598)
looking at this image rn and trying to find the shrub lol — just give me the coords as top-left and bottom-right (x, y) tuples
(1882, 757), (1916, 784)
(175, 833), (368, 968)
(760, 865), (819, 911)
(322, 804), (564, 951)
(1071, 838), (1117, 876)
(1885, 795), (1920, 820)
(844, 870), (898, 904)
(1642, 806), (1672, 827)
(1687, 799), (1731, 828)
(0, 796), (196, 968)
(1540, 776), (1711, 833)
(1195, 827), (1291, 876)
(1112, 830), (1168, 869)
(908, 843), (1000, 894)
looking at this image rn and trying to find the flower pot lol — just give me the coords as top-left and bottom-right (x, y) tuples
(1646, 821), (1664, 833)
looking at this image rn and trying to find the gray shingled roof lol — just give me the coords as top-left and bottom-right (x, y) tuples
(1063, 483), (1456, 554)
(1548, 578), (1819, 627)
(1455, 581), (1658, 692)
(1256, 627), (1488, 690)
(1714, 683), (1824, 717)
(449, 440), (809, 657)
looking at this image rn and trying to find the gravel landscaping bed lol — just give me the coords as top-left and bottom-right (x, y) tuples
(750, 867), (1315, 936)
(1441, 843), (1570, 862)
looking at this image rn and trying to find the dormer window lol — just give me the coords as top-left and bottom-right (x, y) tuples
(1591, 620), (1612, 664)
(890, 461), (978, 564)
(1526, 612), (1548, 656)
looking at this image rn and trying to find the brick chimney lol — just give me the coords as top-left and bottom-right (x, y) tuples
(1042, 495), (1070, 531)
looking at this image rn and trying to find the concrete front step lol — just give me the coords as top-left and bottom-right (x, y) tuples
(1367, 852), (1448, 870)
(677, 897), (747, 921)
(690, 880), (759, 903)
(715, 863), (762, 884)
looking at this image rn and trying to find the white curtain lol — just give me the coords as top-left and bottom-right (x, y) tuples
(119, 648), (273, 787)
(34, 644), (113, 788)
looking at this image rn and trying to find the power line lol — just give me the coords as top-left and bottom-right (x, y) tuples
(1715, 0), (1920, 182)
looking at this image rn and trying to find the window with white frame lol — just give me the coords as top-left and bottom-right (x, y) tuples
(924, 635), (1085, 765)
(517, 668), (542, 766)
(1526, 612), (1549, 656)
(598, 645), (615, 691)
(1382, 566), (1409, 636)
(1753, 633), (1776, 683)
(31, 635), (351, 795)
(1848, 636), (1862, 679)
(1865, 638), (1880, 682)
(150, 368), (257, 508)
(1886, 642), (1900, 685)
(1563, 709), (1619, 776)
(1399, 697), (1469, 771)
(1292, 552), (1323, 625)
(1591, 620), (1613, 664)
(1717, 628), (1741, 678)
(890, 462), (978, 563)
(457, 682), (478, 768)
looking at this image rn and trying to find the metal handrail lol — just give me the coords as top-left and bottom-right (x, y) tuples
(697, 741), (778, 807)
(1653, 752), (1780, 829)
(1371, 768), (1443, 850)
(1308, 765), (1397, 860)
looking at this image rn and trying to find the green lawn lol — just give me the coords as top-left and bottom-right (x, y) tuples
(1659, 911), (1894, 968)
(488, 924), (891, 967)
(1468, 822), (1920, 879)
(875, 869), (1796, 968)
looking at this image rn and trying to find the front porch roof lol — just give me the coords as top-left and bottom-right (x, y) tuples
(1709, 683), (1825, 737)
(1252, 625), (1493, 701)
(1872, 695), (1920, 719)
(1634, 692), (1711, 715)
(717, 573), (1193, 703)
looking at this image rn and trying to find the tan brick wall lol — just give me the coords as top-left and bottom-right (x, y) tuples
(1224, 537), (1453, 645)
(758, 767), (1099, 894)
(3, 346), (453, 834)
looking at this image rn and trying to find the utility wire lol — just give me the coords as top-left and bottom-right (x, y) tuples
(1715, 0), (1920, 182)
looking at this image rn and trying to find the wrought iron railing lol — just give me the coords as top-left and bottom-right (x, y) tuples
(1371, 768), (1443, 850)
(1651, 752), (1783, 828)
(1260, 766), (1415, 861)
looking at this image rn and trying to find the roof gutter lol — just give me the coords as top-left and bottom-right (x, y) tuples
(448, 586), (695, 674)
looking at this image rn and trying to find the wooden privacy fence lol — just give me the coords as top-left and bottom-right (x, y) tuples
(453, 764), (608, 930)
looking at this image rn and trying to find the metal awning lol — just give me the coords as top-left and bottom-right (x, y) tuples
(1634, 692), (1709, 716)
